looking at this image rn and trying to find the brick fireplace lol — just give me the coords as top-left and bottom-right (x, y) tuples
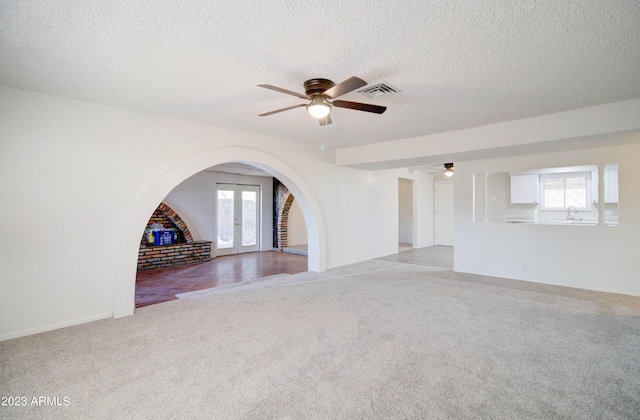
(137, 203), (211, 270)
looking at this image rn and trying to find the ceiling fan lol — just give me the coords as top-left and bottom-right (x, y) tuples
(257, 76), (387, 126)
(419, 163), (455, 177)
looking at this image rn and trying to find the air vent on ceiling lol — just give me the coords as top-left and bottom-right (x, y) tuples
(357, 81), (400, 99)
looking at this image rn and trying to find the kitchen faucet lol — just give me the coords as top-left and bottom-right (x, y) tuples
(567, 205), (577, 220)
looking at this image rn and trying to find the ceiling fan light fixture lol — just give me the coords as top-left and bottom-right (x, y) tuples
(444, 163), (454, 177)
(307, 96), (331, 119)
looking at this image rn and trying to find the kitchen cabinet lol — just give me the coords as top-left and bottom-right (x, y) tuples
(510, 174), (539, 204)
(590, 169), (618, 203)
(607, 169), (618, 203)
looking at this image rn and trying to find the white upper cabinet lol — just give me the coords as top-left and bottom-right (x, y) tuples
(510, 174), (539, 204)
(606, 169), (618, 203)
(590, 169), (618, 203)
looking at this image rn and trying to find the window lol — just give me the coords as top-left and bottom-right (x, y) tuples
(540, 172), (589, 210)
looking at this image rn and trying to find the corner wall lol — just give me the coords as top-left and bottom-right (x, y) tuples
(454, 142), (640, 296)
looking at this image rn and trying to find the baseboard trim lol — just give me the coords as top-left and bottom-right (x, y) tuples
(0, 312), (112, 342)
(453, 268), (640, 298)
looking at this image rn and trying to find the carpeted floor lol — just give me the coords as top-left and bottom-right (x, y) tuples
(1, 251), (640, 419)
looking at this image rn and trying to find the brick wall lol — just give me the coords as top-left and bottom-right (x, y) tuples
(140, 202), (193, 246)
(138, 241), (212, 271)
(137, 202), (208, 270)
(144, 209), (186, 243)
(273, 179), (295, 249)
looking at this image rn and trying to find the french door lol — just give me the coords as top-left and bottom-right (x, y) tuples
(215, 184), (260, 256)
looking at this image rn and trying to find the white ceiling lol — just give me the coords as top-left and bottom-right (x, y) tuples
(1, 1), (639, 150)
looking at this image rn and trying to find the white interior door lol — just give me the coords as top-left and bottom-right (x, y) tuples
(216, 184), (260, 256)
(435, 182), (454, 246)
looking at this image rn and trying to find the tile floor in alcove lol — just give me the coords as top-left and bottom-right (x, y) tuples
(135, 251), (308, 308)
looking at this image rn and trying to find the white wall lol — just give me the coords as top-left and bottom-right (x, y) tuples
(164, 171), (274, 255)
(0, 86), (434, 340)
(286, 199), (307, 246)
(454, 142), (640, 296)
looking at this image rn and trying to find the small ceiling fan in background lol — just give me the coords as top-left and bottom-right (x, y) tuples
(257, 76), (387, 126)
(422, 163), (455, 178)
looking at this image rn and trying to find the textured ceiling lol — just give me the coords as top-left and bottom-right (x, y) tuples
(1, 1), (639, 149)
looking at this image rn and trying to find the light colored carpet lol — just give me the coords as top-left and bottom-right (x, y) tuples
(378, 245), (453, 268)
(1, 258), (640, 419)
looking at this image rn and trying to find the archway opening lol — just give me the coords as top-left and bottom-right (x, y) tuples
(112, 147), (326, 318)
(134, 163), (308, 308)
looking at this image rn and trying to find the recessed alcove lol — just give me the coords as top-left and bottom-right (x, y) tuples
(137, 202), (211, 270)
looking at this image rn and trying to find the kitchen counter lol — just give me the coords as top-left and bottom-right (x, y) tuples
(504, 218), (617, 226)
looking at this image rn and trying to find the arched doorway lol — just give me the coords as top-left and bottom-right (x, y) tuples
(112, 147), (326, 318)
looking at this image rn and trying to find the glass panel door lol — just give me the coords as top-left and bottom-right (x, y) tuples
(216, 184), (260, 255)
(216, 187), (235, 252)
(242, 190), (257, 247)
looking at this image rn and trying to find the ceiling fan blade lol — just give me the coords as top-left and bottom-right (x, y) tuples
(257, 84), (308, 99)
(319, 113), (332, 126)
(259, 103), (306, 117)
(323, 76), (367, 99)
(332, 100), (387, 114)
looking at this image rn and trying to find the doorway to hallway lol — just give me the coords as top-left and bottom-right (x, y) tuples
(435, 182), (454, 246)
(398, 178), (414, 251)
